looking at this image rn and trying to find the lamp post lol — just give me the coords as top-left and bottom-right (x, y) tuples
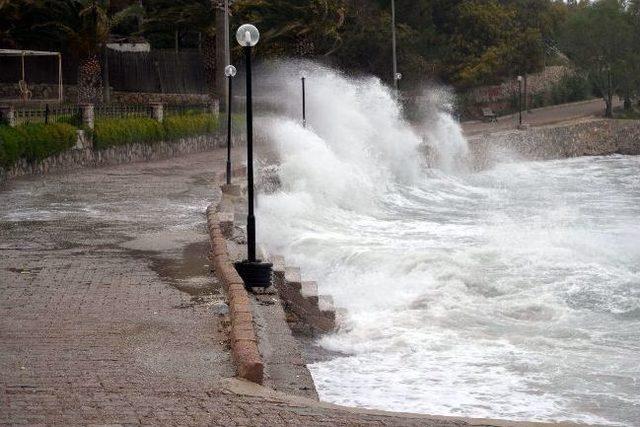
(233, 23), (272, 289)
(301, 74), (306, 128)
(395, 72), (402, 93)
(517, 75), (523, 127)
(224, 64), (236, 185)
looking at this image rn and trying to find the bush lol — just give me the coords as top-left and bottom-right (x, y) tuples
(93, 117), (164, 149)
(163, 113), (219, 140)
(93, 114), (219, 149)
(0, 123), (77, 168)
(551, 74), (592, 105)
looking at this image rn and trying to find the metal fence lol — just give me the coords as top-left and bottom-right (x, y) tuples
(107, 50), (207, 94)
(94, 103), (151, 119)
(164, 103), (211, 117)
(14, 104), (81, 126)
(9, 102), (212, 127)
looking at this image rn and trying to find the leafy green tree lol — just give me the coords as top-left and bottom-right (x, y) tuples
(232, 0), (347, 58)
(560, 0), (635, 117)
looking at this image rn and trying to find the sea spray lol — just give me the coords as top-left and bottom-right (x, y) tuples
(254, 61), (640, 425)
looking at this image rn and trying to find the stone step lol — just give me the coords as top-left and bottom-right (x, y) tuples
(318, 294), (334, 312)
(270, 255), (285, 273)
(300, 281), (318, 298)
(284, 267), (301, 291)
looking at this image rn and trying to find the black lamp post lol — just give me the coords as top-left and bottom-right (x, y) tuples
(224, 64), (236, 185)
(233, 23), (272, 289)
(301, 75), (306, 128)
(517, 75), (523, 127)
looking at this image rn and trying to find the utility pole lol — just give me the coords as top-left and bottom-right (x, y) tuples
(215, 2), (226, 113)
(391, 0), (399, 92)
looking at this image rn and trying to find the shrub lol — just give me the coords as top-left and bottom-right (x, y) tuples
(93, 117), (164, 149)
(0, 126), (24, 168)
(551, 74), (592, 104)
(93, 114), (219, 149)
(0, 123), (76, 168)
(163, 113), (219, 140)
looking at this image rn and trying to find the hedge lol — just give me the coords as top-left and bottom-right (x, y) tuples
(164, 113), (219, 140)
(0, 123), (77, 168)
(93, 117), (164, 149)
(93, 113), (219, 149)
(0, 113), (223, 168)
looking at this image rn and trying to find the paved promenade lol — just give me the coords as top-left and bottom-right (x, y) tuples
(461, 97), (622, 135)
(0, 149), (504, 426)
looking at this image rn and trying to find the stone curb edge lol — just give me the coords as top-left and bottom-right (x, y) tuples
(206, 202), (264, 385)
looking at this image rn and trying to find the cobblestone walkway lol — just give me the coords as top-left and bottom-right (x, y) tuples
(0, 149), (503, 426)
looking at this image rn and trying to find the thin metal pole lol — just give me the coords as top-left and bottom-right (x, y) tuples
(391, 0), (398, 91)
(226, 74), (232, 185)
(224, 0), (230, 66)
(301, 77), (306, 128)
(518, 80), (522, 126)
(245, 46), (256, 262)
(21, 52), (25, 81)
(58, 53), (63, 102)
(224, 0), (231, 109)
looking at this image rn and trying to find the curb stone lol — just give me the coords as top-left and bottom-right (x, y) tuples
(207, 203), (264, 384)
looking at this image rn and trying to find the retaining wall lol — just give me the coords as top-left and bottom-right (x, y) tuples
(469, 119), (640, 168)
(1, 134), (225, 186)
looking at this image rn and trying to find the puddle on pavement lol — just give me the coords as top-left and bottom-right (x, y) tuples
(145, 241), (224, 308)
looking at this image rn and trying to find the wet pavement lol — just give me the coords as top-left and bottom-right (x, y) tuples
(0, 148), (513, 425)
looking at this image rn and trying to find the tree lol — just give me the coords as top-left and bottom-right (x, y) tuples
(560, 0), (634, 117)
(33, 0), (142, 103)
(232, 0), (347, 58)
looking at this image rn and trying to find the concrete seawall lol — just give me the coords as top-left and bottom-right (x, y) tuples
(468, 119), (640, 168)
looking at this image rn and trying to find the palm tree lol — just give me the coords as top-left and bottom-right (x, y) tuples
(36, 0), (142, 103)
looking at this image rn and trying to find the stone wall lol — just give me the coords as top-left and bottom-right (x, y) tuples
(463, 66), (572, 118)
(468, 119), (640, 169)
(1, 134), (224, 186)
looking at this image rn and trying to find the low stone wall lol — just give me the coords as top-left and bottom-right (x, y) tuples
(469, 119), (640, 168)
(1, 134), (224, 185)
(206, 204), (264, 384)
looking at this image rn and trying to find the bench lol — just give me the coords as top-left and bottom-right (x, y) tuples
(482, 107), (497, 122)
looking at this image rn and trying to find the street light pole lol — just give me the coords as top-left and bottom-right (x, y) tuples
(224, 65), (236, 185)
(234, 23), (272, 289)
(517, 75), (523, 127)
(244, 44), (256, 262)
(301, 76), (306, 128)
(391, 0), (399, 92)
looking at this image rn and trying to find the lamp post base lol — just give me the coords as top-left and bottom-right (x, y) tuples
(234, 260), (273, 289)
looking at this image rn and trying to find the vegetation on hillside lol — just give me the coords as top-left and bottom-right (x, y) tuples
(0, 0), (639, 110)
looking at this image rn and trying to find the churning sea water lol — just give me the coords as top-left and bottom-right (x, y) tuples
(256, 63), (640, 425)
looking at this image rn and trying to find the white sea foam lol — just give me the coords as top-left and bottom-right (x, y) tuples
(255, 61), (640, 425)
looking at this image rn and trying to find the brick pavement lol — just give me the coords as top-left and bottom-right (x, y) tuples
(0, 148), (515, 426)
